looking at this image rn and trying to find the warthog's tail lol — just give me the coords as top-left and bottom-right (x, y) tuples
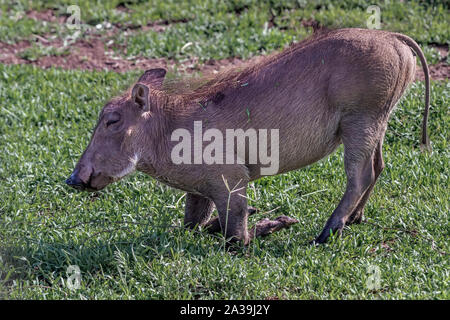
(394, 33), (431, 152)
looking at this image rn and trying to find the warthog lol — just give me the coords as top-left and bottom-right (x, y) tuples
(66, 28), (430, 244)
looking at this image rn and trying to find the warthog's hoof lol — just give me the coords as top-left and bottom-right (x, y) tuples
(248, 206), (258, 216)
(249, 216), (299, 239)
(346, 210), (364, 226)
(311, 220), (345, 245)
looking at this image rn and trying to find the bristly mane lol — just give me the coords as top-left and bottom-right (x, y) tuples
(121, 28), (334, 111)
(159, 28), (333, 103)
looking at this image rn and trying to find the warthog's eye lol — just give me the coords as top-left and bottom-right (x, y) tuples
(105, 112), (121, 127)
(106, 119), (120, 126)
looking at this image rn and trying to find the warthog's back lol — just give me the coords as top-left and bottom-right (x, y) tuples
(189, 28), (417, 178)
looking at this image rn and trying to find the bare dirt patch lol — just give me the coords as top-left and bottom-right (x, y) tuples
(26, 9), (66, 23)
(1, 38), (447, 81)
(416, 62), (450, 81)
(0, 37), (263, 75)
(0, 38), (165, 72)
(416, 44), (449, 81)
(0, 41), (31, 65)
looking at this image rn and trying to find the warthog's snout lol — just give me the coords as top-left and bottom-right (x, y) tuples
(66, 163), (113, 192)
(66, 168), (91, 191)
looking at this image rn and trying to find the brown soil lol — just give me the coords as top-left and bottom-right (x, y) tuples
(0, 37), (262, 75)
(415, 44), (449, 81)
(0, 41), (31, 65)
(415, 61), (450, 81)
(26, 9), (67, 24)
(1, 37), (447, 81)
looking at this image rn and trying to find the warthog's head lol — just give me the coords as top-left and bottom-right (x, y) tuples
(66, 68), (166, 191)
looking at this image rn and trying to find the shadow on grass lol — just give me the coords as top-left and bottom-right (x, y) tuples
(0, 220), (309, 297)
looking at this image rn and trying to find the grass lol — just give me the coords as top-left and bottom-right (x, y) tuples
(0, 0), (448, 300)
(0, 64), (448, 299)
(422, 45), (446, 65)
(0, 1), (448, 62)
(18, 44), (70, 62)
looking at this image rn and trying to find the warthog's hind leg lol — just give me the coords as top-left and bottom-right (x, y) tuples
(313, 115), (386, 244)
(346, 139), (385, 225)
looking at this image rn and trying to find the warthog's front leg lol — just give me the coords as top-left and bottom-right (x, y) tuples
(184, 193), (214, 229)
(203, 206), (257, 234)
(205, 207), (298, 241)
(184, 192), (258, 233)
(208, 183), (251, 243)
(247, 216), (299, 239)
(208, 183), (298, 244)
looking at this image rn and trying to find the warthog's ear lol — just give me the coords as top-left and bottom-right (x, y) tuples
(131, 83), (151, 112)
(138, 68), (166, 89)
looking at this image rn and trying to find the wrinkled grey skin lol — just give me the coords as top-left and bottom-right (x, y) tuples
(67, 28), (430, 245)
